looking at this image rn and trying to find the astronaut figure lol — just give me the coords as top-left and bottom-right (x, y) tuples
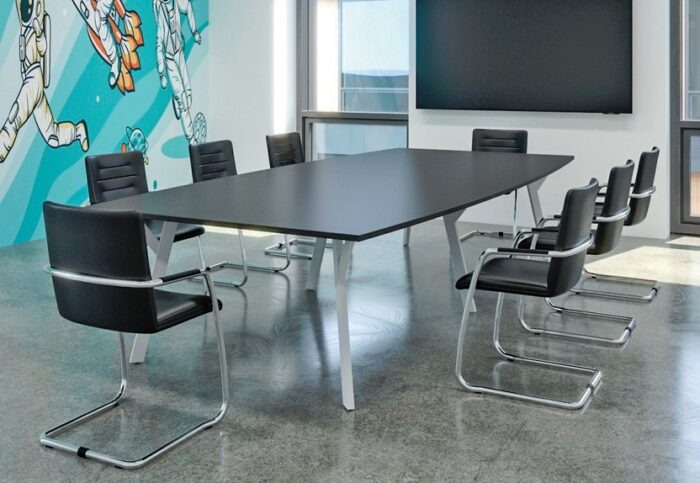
(154, 0), (204, 144)
(71, 0), (144, 93)
(0, 0), (89, 163)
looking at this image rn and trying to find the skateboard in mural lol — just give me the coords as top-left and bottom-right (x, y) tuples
(71, 0), (145, 94)
(154, 0), (207, 144)
(0, 0), (89, 163)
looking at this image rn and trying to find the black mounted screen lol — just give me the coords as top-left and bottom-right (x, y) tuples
(416, 0), (633, 114)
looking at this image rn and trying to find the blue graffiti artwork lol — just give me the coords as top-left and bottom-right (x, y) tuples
(0, 0), (209, 247)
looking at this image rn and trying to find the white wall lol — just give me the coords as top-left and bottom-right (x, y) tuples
(409, 0), (670, 239)
(208, 1), (297, 175)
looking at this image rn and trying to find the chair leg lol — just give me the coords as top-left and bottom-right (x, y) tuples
(199, 232), (291, 288)
(515, 296), (635, 346)
(39, 300), (230, 470)
(569, 267), (660, 303)
(455, 292), (602, 410)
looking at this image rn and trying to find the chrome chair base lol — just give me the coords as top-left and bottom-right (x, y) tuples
(459, 229), (514, 243)
(456, 292), (602, 410)
(459, 190), (519, 244)
(264, 236), (321, 260)
(570, 267), (660, 303)
(195, 231), (292, 289)
(516, 296), (635, 346)
(40, 287), (230, 470)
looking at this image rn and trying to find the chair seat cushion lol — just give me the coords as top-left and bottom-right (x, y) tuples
(146, 220), (205, 243)
(154, 290), (223, 331)
(455, 258), (550, 297)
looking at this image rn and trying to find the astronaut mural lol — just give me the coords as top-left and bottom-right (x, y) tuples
(71, 0), (145, 93)
(0, 0), (209, 247)
(0, 0), (90, 163)
(154, 0), (207, 144)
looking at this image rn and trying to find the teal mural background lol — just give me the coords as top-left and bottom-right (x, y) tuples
(0, 0), (209, 247)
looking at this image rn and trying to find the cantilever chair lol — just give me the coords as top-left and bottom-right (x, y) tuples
(189, 140), (291, 287)
(39, 202), (229, 470)
(85, 151), (206, 267)
(459, 129), (529, 244)
(455, 179), (601, 410)
(263, 132), (334, 259)
(573, 147), (661, 302)
(516, 160), (636, 345)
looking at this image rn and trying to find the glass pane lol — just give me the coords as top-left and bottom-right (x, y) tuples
(686, 0), (700, 119)
(311, 122), (407, 159)
(689, 134), (700, 216)
(313, 0), (409, 113)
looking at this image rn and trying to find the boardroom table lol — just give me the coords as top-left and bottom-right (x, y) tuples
(94, 148), (573, 410)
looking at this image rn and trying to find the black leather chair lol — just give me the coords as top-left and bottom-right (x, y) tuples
(263, 132), (334, 258)
(516, 160), (636, 345)
(576, 147), (661, 302)
(85, 151), (206, 264)
(455, 179), (601, 410)
(189, 140), (291, 281)
(459, 129), (529, 244)
(266, 131), (306, 168)
(39, 202), (229, 470)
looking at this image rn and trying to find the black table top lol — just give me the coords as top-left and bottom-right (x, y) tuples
(94, 148), (573, 241)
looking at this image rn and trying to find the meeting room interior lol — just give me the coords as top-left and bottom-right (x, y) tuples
(1, 0), (698, 481)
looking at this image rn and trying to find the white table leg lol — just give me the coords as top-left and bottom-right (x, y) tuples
(130, 221), (178, 364)
(305, 237), (327, 291)
(333, 239), (356, 411)
(527, 177), (546, 225)
(443, 209), (476, 313)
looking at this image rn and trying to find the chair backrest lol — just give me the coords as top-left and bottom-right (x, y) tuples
(189, 140), (237, 183)
(590, 160), (635, 255)
(85, 151), (148, 204)
(43, 202), (159, 334)
(546, 179), (599, 297)
(627, 147), (659, 226)
(266, 132), (305, 168)
(472, 129), (528, 154)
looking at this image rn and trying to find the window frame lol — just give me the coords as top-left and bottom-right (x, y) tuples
(297, 0), (409, 159)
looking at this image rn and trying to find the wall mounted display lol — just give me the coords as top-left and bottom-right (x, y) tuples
(416, 0), (633, 114)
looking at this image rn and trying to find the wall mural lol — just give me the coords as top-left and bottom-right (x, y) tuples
(0, 0), (209, 247)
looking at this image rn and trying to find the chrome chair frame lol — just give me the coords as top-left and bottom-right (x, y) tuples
(514, 209), (636, 346)
(459, 189), (520, 243)
(264, 235), (331, 260)
(40, 266), (229, 470)
(199, 229), (292, 288)
(456, 234), (602, 410)
(572, 186), (660, 302)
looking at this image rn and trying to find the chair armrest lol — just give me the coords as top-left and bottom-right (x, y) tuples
(497, 247), (550, 256)
(537, 215), (561, 228)
(44, 265), (223, 288)
(629, 186), (656, 199)
(592, 208), (630, 224)
(44, 266), (162, 288)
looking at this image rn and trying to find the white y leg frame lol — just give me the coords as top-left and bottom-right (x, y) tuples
(403, 228), (411, 247)
(333, 240), (356, 410)
(305, 237), (328, 292)
(443, 209), (476, 313)
(130, 222), (178, 364)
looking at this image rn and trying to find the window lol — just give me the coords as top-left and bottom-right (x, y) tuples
(310, 0), (409, 113)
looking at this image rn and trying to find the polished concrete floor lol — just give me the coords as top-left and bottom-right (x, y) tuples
(1, 221), (699, 482)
